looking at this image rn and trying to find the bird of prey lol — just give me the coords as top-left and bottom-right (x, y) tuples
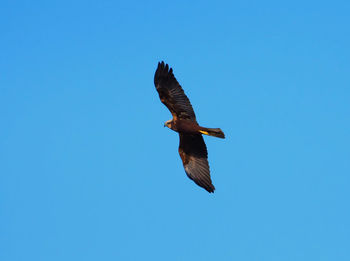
(154, 61), (225, 193)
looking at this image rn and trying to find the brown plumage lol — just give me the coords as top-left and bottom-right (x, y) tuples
(154, 61), (225, 193)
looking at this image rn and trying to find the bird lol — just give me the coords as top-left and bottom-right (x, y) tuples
(154, 61), (225, 193)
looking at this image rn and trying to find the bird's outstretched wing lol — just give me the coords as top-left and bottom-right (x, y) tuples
(154, 61), (196, 121)
(178, 133), (215, 193)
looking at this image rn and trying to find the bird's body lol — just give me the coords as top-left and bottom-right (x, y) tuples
(165, 119), (225, 138)
(154, 61), (225, 193)
(166, 119), (199, 133)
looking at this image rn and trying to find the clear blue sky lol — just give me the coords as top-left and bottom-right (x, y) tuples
(1, 0), (349, 260)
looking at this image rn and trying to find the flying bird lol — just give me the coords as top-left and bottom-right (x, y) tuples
(154, 61), (225, 193)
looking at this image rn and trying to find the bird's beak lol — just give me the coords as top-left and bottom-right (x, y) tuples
(164, 124), (166, 127)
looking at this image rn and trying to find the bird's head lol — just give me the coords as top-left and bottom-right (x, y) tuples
(164, 119), (173, 129)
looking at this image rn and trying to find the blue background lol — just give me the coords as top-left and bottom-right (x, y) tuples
(1, 0), (349, 260)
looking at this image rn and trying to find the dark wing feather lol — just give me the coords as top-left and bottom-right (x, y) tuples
(154, 61), (196, 121)
(178, 133), (215, 193)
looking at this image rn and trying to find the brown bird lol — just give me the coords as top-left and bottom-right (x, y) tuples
(154, 61), (225, 193)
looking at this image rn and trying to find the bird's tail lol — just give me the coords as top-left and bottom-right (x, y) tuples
(199, 127), (225, 139)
